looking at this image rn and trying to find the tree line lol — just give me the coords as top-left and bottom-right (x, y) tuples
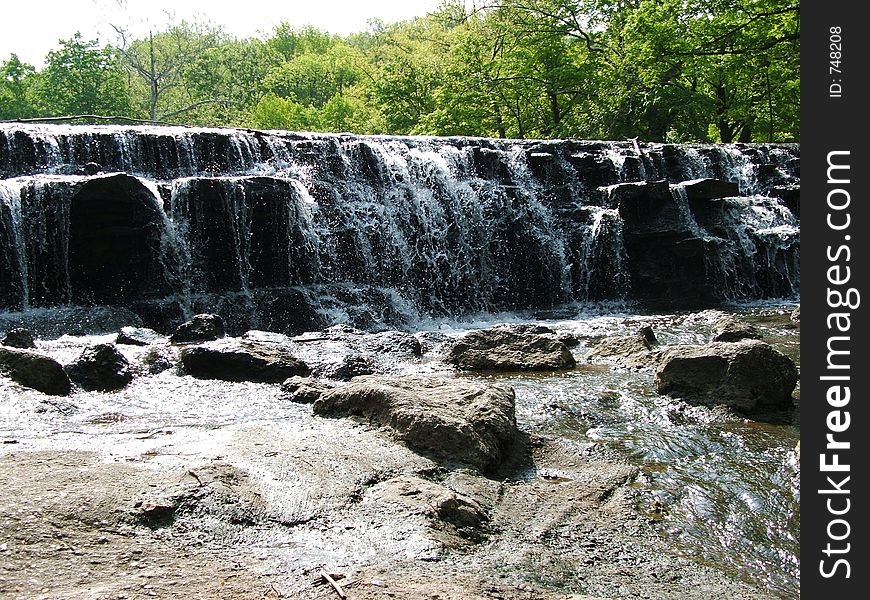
(0, 0), (799, 142)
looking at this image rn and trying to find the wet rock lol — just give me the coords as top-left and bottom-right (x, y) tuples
(557, 332), (582, 348)
(65, 174), (172, 306)
(116, 326), (163, 346)
(0, 347), (71, 395)
(655, 340), (798, 413)
(445, 328), (575, 372)
(180, 340), (309, 383)
(140, 347), (176, 374)
(680, 178), (740, 200)
(65, 343), (134, 392)
(497, 323), (556, 335)
(585, 335), (656, 368)
(637, 325), (658, 346)
(600, 180), (671, 209)
(314, 375), (517, 472)
(280, 376), (332, 403)
(1, 328), (35, 349)
(319, 354), (376, 381)
(791, 306), (800, 322)
(170, 313), (226, 344)
(711, 317), (762, 343)
(360, 330), (423, 357)
(414, 331), (452, 353)
(81, 162), (102, 175)
(771, 184), (800, 217)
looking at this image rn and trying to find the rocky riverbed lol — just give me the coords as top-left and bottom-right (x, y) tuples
(0, 304), (799, 600)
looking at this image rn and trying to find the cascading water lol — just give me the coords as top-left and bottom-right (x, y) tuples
(0, 123), (800, 332)
(0, 123), (803, 600)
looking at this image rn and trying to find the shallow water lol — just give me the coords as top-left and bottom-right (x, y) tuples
(0, 302), (800, 598)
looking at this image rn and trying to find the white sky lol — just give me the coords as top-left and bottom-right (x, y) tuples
(2, 0), (443, 67)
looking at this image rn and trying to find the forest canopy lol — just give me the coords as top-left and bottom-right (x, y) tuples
(0, 0), (799, 142)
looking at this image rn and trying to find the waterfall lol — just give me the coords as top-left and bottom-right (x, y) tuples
(0, 123), (800, 333)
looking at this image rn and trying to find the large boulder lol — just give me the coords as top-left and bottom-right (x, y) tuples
(2, 328), (36, 349)
(313, 376), (517, 472)
(0, 347), (71, 396)
(65, 344), (134, 392)
(654, 339), (798, 413)
(180, 340), (309, 383)
(170, 314), (226, 344)
(585, 334), (656, 368)
(445, 327), (575, 372)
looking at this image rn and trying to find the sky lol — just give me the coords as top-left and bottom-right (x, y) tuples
(1, 0), (443, 67)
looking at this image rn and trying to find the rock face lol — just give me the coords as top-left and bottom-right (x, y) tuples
(0, 346), (71, 395)
(654, 340), (798, 413)
(1, 328), (35, 349)
(180, 340), (309, 383)
(314, 376), (517, 472)
(170, 314), (226, 344)
(711, 317), (762, 342)
(66, 174), (171, 306)
(445, 327), (576, 372)
(1, 124), (799, 328)
(65, 343), (134, 392)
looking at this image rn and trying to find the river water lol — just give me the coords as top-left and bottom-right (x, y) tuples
(0, 301), (800, 599)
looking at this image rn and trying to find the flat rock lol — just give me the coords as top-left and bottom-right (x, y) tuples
(0, 346), (71, 395)
(655, 339), (798, 413)
(314, 375), (517, 472)
(445, 328), (575, 372)
(65, 343), (134, 392)
(180, 340), (309, 383)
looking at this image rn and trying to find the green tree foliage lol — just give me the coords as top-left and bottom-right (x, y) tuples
(38, 33), (133, 119)
(113, 21), (225, 123)
(2, 1), (799, 141)
(0, 54), (38, 120)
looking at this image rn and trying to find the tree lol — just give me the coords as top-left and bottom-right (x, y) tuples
(39, 33), (133, 119)
(182, 38), (283, 126)
(0, 54), (38, 120)
(113, 21), (224, 122)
